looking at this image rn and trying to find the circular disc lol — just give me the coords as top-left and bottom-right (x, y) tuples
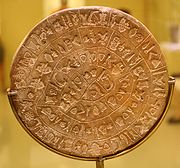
(9, 6), (169, 160)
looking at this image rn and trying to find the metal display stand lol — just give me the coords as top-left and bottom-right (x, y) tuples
(7, 76), (175, 168)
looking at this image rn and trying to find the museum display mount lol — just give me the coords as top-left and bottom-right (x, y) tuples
(7, 6), (175, 168)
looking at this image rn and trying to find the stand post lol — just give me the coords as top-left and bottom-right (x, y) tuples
(96, 159), (104, 168)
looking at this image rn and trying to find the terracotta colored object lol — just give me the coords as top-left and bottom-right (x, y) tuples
(8, 6), (172, 162)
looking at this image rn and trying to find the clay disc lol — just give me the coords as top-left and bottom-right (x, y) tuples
(9, 6), (169, 160)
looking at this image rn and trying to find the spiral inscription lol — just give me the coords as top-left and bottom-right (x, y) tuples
(10, 7), (169, 159)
